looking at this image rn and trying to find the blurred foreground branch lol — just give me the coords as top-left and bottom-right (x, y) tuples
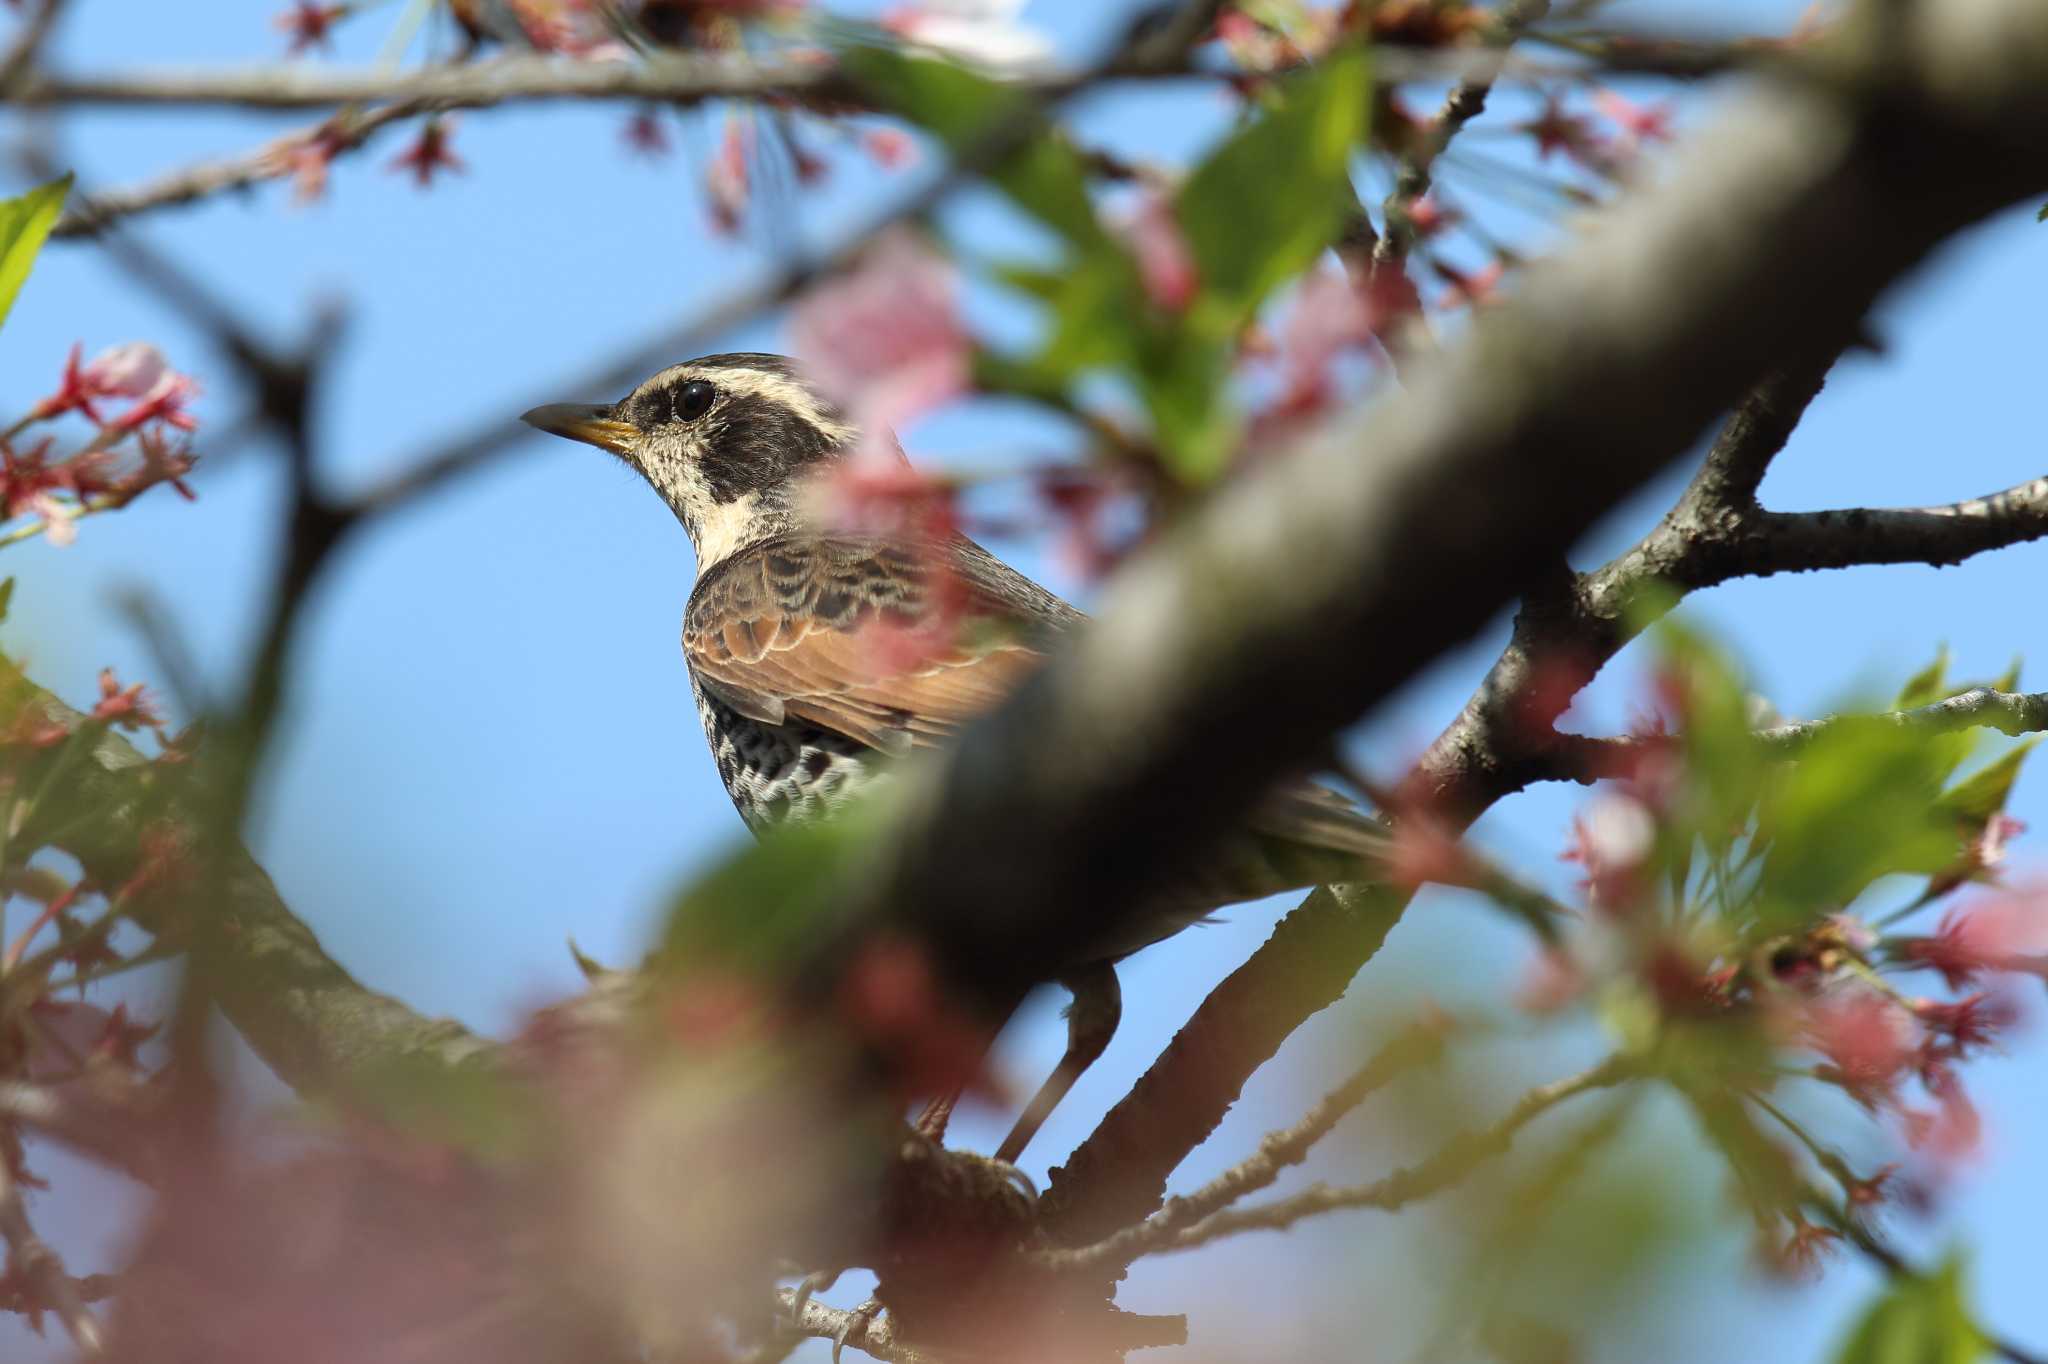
(859, 1), (2048, 1259)
(8, 660), (493, 1094)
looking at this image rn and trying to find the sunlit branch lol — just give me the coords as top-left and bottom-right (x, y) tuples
(1552, 687), (2048, 785)
(1035, 1015), (1451, 1274)
(1135, 1056), (1635, 1257)
(10, 46), (1576, 115)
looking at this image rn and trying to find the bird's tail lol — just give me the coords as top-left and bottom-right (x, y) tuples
(1231, 781), (1389, 894)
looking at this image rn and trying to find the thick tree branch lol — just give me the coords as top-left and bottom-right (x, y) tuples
(841, 0), (2048, 1252)
(1412, 353), (1843, 816)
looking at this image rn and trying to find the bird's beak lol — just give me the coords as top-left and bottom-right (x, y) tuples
(520, 402), (640, 456)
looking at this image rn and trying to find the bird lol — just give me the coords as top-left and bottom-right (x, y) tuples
(523, 352), (1386, 1164)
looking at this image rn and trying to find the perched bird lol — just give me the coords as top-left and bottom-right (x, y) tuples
(524, 353), (1384, 1161)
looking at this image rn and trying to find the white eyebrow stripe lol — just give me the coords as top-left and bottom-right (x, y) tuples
(702, 367), (857, 444)
(627, 363), (857, 445)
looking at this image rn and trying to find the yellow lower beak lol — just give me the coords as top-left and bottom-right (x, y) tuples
(520, 403), (640, 455)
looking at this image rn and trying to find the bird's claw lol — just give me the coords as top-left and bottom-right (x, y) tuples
(785, 1268), (840, 1325)
(832, 1297), (882, 1364)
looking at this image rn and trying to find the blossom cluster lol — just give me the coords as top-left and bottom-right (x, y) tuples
(0, 343), (199, 548)
(1385, 637), (2047, 1275)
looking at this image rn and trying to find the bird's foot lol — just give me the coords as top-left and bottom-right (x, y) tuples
(832, 1297), (883, 1364)
(913, 1089), (958, 1144)
(784, 1268), (840, 1327)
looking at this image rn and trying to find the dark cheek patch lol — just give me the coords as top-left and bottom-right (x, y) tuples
(697, 391), (844, 504)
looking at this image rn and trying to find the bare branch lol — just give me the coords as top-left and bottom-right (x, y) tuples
(1036, 1015), (1449, 1273)
(1412, 352), (1841, 815)
(1555, 687), (2048, 785)
(776, 1289), (929, 1364)
(1747, 478), (2048, 573)
(52, 101), (430, 239)
(8, 46), (1560, 116)
(0, 0), (66, 97)
(1041, 881), (1409, 1246)
(1139, 1056), (1635, 1257)
(771, 1288), (1186, 1364)
(13, 52), (866, 113)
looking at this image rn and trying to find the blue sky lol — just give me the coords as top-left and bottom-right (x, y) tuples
(4, 2), (2046, 1360)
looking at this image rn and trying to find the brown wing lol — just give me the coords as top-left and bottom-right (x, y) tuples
(683, 534), (1080, 754)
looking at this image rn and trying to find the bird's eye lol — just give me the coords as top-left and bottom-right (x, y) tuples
(674, 380), (717, 423)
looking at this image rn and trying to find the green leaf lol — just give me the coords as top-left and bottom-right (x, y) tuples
(1175, 44), (1372, 336)
(341, 1052), (542, 1166)
(1756, 721), (1963, 926)
(1658, 621), (1769, 859)
(1895, 647), (1950, 710)
(1937, 738), (2039, 826)
(2038, 200), (2048, 223)
(839, 47), (1102, 247)
(1834, 1253), (1986, 1364)
(0, 174), (71, 333)
(0, 578), (16, 626)
(658, 791), (897, 979)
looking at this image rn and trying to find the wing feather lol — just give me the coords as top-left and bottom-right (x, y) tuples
(684, 535), (1066, 754)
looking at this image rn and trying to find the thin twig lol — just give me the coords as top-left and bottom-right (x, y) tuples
(1553, 687), (2048, 785)
(1817, 1203), (2047, 1364)
(1370, 0), (1552, 274)
(343, 0), (1226, 520)
(0, 1079), (159, 1185)
(0, 0), (66, 97)
(1035, 1015), (1452, 1273)
(53, 101), (430, 238)
(0, 1151), (102, 1355)
(1138, 1056), (1636, 1257)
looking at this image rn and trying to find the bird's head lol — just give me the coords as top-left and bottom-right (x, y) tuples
(522, 352), (858, 567)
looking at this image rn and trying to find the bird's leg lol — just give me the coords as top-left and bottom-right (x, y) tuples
(913, 1090), (959, 1143)
(995, 962), (1121, 1166)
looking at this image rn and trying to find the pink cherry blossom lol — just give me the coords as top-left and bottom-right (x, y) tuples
(706, 119), (751, 235)
(883, 0), (1053, 72)
(788, 227), (970, 439)
(80, 342), (168, 398)
(1120, 190), (1198, 313)
(1593, 89), (1676, 148)
(862, 128), (916, 170)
